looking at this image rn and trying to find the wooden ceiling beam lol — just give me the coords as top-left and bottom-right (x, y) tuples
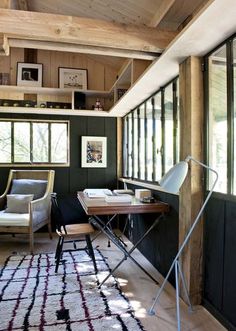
(0, 9), (177, 53)
(0, 34), (9, 56)
(148, 0), (176, 27)
(8, 38), (158, 60)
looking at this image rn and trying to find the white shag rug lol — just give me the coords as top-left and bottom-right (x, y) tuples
(0, 249), (146, 331)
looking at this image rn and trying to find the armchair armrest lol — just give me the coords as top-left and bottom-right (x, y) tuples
(30, 194), (51, 226)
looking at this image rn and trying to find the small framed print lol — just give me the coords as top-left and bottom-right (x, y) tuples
(81, 136), (107, 168)
(17, 63), (43, 87)
(59, 67), (88, 89)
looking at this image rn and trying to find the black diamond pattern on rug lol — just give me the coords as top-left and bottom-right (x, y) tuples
(0, 249), (146, 331)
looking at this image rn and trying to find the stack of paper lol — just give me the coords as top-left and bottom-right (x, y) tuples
(105, 194), (132, 203)
(83, 188), (112, 199)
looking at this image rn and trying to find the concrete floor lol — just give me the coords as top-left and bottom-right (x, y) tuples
(0, 232), (226, 331)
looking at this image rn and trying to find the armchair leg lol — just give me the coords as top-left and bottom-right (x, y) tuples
(29, 230), (34, 254)
(86, 235), (97, 273)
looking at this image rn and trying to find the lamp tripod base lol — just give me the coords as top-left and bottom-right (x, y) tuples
(148, 259), (193, 331)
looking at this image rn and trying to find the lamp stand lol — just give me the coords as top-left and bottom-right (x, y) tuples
(148, 156), (218, 331)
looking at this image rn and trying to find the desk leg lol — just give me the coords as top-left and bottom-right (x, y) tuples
(94, 214), (164, 288)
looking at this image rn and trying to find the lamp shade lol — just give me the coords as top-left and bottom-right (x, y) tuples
(159, 161), (188, 194)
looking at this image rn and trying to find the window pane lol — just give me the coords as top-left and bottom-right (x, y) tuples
(164, 83), (174, 172)
(51, 123), (68, 163)
(208, 45), (227, 193)
(146, 99), (153, 181)
(153, 93), (162, 181)
(127, 114), (133, 177)
(176, 79), (180, 163)
(0, 122), (11, 163)
(234, 39), (236, 194)
(133, 109), (139, 178)
(139, 104), (146, 180)
(14, 122), (30, 162)
(33, 123), (49, 162)
(123, 117), (128, 177)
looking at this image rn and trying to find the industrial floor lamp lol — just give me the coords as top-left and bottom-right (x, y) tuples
(148, 155), (218, 331)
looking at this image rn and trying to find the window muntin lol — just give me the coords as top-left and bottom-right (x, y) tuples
(122, 77), (179, 183)
(0, 119), (69, 166)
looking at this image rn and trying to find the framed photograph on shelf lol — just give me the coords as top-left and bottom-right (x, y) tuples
(81, 136), (107, 168)
(17, 63), (43, 87)
(59, 67), (88, 89)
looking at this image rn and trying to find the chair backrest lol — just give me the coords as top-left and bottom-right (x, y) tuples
(5, 170), (55, 196)
(51, 193), (67, 234)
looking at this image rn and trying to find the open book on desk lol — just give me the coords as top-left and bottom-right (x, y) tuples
(83, 188), (113, 199)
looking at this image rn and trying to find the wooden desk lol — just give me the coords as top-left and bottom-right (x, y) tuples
(77, 192), (169, 215)
(77, 191), (170, 287)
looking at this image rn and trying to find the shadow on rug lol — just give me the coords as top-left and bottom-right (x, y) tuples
(0, 249), (146, 330)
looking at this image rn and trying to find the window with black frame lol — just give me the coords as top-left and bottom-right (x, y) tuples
(205, 35), (236, 194)
(0, 119), (69, 166)
(122, 77), (179, 182)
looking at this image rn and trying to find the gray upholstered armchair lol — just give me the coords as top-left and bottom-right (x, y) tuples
(0, 170), (55, 253)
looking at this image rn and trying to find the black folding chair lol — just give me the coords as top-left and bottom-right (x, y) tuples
(51, 193), (97, 273)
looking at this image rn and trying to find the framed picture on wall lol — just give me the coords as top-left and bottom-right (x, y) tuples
(17, 63), (43, 87)
(81, 136), (107, 168)
(59, 67), (88, 89)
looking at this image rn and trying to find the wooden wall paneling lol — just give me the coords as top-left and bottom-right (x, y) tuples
(69, 116), (88, 193)
(37, 49), (52, 87)
(222, 201), (236, 326)
(105, 117), (117, 188)
(0, 47), (10, 73)
(10, 47), (24, 85)
(87, 117), (106, 188)
(87, 57), (104, 90)
(104, 65), (117, 110)
(204, 198), (225, 311)
(131, 59), (152, 84)
(179, 56), (204, 305)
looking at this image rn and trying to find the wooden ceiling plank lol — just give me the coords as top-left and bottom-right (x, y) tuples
(148, 0), (176, 27)
(0, 9), (177, 53)
(8, 38), (158, 60)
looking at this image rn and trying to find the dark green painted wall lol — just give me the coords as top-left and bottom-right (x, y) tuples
(0, 113), (117, 194)
(0, 113), (117, 224)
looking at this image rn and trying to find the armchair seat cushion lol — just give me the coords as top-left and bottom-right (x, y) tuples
(0, 211), (29, 226)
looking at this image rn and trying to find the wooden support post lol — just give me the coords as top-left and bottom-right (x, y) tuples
(179, 56), (204, 305)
